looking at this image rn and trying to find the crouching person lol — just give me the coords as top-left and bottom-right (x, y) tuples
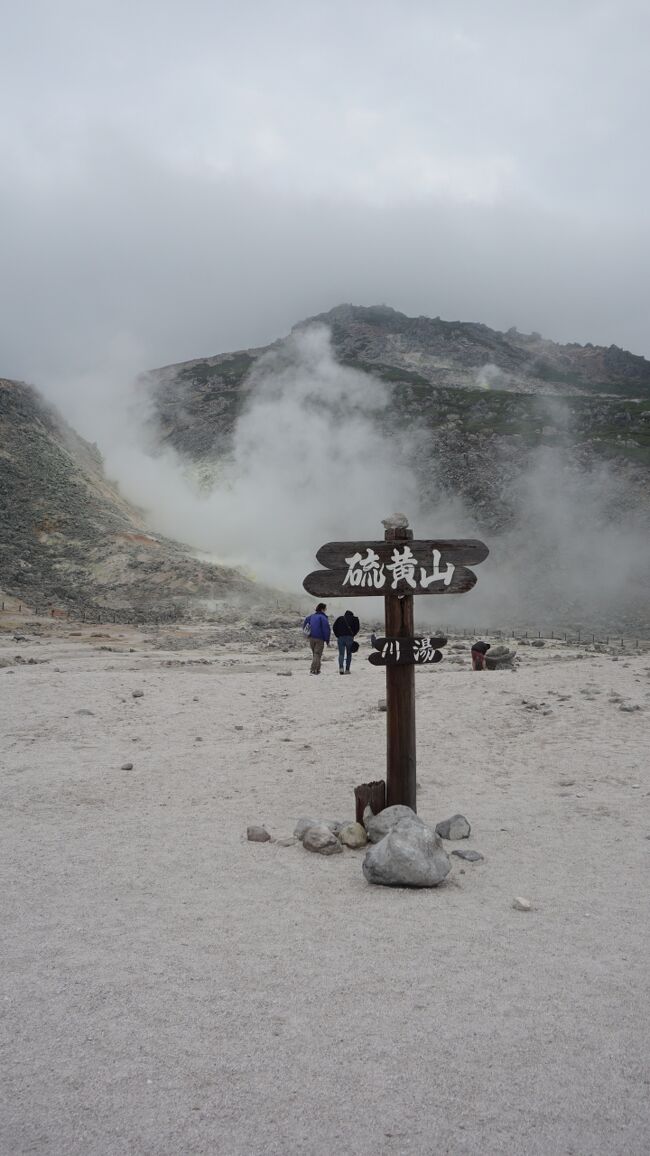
(471, 640), (491, 670)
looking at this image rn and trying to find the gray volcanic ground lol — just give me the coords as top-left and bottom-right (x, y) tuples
(2, 619), (649, 1156)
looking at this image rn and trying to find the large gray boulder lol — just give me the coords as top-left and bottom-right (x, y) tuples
(363, 804), (424, 843)
(362, 818), (451, 887)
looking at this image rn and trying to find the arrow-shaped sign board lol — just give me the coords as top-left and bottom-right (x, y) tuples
(303, 539), (488, 598)
(369, 635), (446, 666)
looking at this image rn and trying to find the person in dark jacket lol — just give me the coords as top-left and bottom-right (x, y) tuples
(332, 609), (360, 674)
(303, 603), (331, 674)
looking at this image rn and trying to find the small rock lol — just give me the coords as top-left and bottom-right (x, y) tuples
(276, 836), (297, 847)
(512, 896), (532, 911)
(619, 703), (641, 712)
(339, 822), (368, 849)
(247, 825), (271, 842)
(293, 817), (320, 840)
(324, 819), (347, 835)
(193, 696), (199, 701)
(132, 690), (144, 699)
(195, 736), (203, 742)
(302, 824), (343, 855)
(435, 814), (471, 840)
(276, 671), (293, 677)
(558, 778), (575, 787)
(378, 698), (387, 712)
(75, 709), (95, 716)
(531, 639), (545, 648)
(381, 512), (409, 529)
(294, 817), (343, 839)
(121, 762), (134, 771)
(234, 725), (244, 731)
(451, 849), (484, 862)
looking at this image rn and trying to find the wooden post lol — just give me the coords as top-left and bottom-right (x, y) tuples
(384, 524), (417, 811)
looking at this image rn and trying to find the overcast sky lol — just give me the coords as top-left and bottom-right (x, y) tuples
(1, 0), (649, 387)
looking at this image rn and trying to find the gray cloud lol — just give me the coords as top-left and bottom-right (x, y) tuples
(1, 0), (649, 386)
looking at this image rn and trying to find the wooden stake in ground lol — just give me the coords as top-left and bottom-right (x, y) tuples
(383, 522), (417, 810)
(303, 517), (489, 813)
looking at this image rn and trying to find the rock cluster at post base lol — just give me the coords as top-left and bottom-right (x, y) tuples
(254, 807), (479, 887)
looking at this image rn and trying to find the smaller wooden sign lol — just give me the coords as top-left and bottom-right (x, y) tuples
(372, 634), (447, 651)
(368, 636), (445, 666)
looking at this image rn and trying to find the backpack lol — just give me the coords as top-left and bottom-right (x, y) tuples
(302, 618), (312, 637)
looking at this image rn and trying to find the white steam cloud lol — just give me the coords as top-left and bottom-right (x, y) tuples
(42, 325), (650, 634)
(70, 326), (431, 593)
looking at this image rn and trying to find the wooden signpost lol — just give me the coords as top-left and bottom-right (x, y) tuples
(303, 519), (489, 813)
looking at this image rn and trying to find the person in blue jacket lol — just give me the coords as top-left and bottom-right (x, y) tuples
(303, 603), (331, 674)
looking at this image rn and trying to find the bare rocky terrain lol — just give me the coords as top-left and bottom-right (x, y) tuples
(0, 379), (258, 619)
(146, 305), (650, 503)
(2, 615), (649, 1155)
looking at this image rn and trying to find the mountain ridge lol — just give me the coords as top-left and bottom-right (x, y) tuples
(145, 303), (650, 478)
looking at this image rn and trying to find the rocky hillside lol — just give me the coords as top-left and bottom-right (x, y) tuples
(298, 305), (650, 398)
(5, 306), (649, 630)
(145, 304), (650, 530)
(0, 378), (255, 618)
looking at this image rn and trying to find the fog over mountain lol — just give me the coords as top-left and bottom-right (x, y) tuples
(3, 304), (647, 633)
